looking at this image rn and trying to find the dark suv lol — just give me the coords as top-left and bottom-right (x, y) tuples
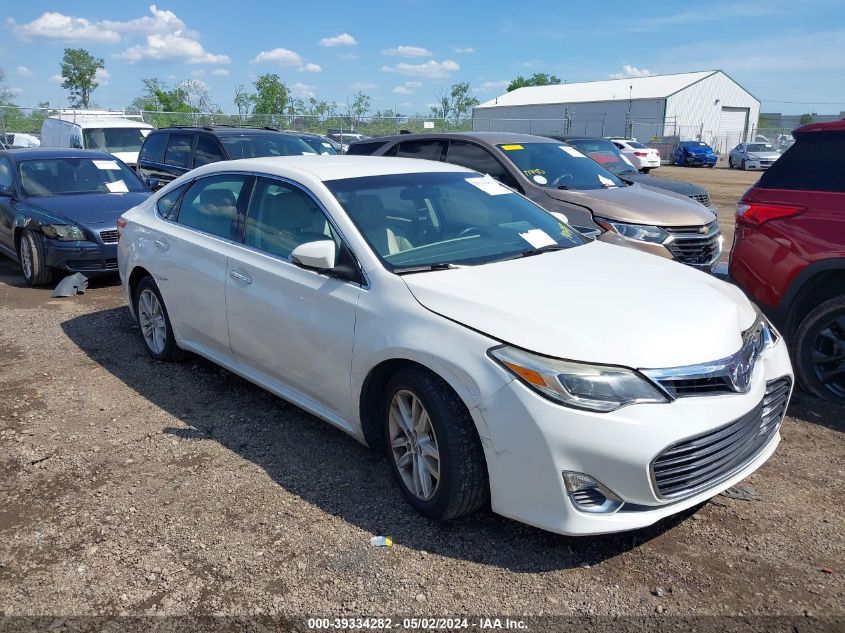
(729, 120), (845, 402)
(136, 126), (315, 189)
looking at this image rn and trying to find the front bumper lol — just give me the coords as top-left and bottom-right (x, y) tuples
(44, 239), (118, 274)
(473, 337), (792, 535)
(682, 155), (717, 166)
(743, 159), (776, 170)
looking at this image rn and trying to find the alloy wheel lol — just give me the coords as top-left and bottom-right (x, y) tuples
(138, 289), (167, 355)
(20, 236), (33, 281)
(811, 316), (845, 399)
(388, 389), (441, 501)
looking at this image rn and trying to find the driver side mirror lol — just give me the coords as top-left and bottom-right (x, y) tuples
(0, 184), (14, 198)
(145, 177), (162, 191)
(291, 240), (337, 271)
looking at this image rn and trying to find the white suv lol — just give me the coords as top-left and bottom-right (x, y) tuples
(117, 156), (793, 536)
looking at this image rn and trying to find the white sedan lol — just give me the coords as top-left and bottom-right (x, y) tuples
(610, 138), (661, 172)
(729, 142), (781, 170)
(117, 156), (793, 536)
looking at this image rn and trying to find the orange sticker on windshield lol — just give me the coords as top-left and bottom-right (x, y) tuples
(501, 144), (523, 150)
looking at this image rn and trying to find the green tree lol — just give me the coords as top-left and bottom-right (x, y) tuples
(430, 82), (479, 124)
(234, 84), (252, 117)
(507, 72), (562, 92)
(799, 113), (815, 125)
(252, 74), (289, 115)
(349, 91), (371, 123)
(0, 68), (18, 106)
(60, 48), (104, 108)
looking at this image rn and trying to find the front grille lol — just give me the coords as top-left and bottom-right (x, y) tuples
(663, 221), (721, 267)
(688, 193), (711, 207)
(651, 377), (791, 500)
(66, 258), (118, 271)
(99, 229), (119, 243)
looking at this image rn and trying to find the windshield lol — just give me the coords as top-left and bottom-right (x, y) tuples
(746, 143), (776, 152)
(83, 127), (150, 154)
(565, 139), (638, 174)
(219, 134), (316, 158)
(497, 143), (624, 190)
(326, 171), (586, 271)
(301, 137), (338, 155)
(18, 157), (147, 197)
(682, 141), (710, 149)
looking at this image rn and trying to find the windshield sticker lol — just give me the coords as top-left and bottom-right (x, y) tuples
(597, 175), (616, 187)
(106, 180), (129, 193)
(533, 175), (548, 185)
(321, 142), (332, 148)
(466, 176), (512, 196)
(501, 144), (524, 151)
(520, 229), (557, 249)
(560, 225), (574, 240)
(93, 160), (120, 170)
(559, 146), (585, 158)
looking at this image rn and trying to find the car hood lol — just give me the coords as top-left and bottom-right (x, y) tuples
(27, 192), (150, 226)
(544, 183), (714, 226)
(618, 172), (707, 197)
(403, 242), (755, 369)
(747, 151), (781, 160)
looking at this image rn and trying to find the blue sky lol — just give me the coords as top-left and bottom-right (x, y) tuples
(2, 0), (844, 116)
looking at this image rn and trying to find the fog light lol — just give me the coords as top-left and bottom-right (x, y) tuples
(563, 471), (624, 514)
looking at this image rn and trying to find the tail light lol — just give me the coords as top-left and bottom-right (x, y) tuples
(116, 217), (127, 241)
(634, 151), (648, 157)
(735, 201), (805, 225)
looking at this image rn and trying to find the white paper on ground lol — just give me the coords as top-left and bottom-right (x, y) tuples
(106, 180), (129, 193)
(466, 176), (512, 196)
(559, 145), (585, 158)
(519, 229), (557, 249)
(93, 160), (120, 170)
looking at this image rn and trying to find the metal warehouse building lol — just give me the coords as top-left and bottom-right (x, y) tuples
(472, 70), (759, 154)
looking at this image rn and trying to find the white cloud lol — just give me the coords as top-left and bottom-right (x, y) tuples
(95, 68), (110, 86)
(102, 5), (191, 35)
(302, 63), (322, 73)
(392, 81), (423, 94)
(251, 48), (303, 66)
(49, 74), (63, 84)
(292, 82), (315, 98)
(349, 82), (377, 90)
(319, 33), (357, 47)
(475, 80), (509, 92)
(16, 66), (32, 77)
(211, 68), (230, 76)
(118, 31), (230, 64)
(12, 12), (120, 43)
(609, 64), (654, 79)
(454, 47), (474, 54)
(382, 45), (431, 58)
(381, 59), (460, 79)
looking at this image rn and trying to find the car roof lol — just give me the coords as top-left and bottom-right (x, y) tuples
(549, 135), (611, 142)
(0, 148), (120, 162)
(793, 119), (845, 135)
(153, 126), (282, 137)
(351, 131), (560, 147)
(190, 155), (475, 182)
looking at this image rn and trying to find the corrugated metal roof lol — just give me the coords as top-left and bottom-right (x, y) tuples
(476, 71), (719, 109)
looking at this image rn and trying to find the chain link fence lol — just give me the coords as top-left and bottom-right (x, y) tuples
(0, 106), (472, 142)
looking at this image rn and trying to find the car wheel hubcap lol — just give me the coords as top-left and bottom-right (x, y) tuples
(389, 389), (440, 501)
(811, 316), (845, 398)
(20, 238), (33, 280)
(138, 289), (167, 355)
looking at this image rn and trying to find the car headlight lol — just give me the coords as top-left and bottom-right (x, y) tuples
(489, 345), (669, 412)
(41, 224), (87, 241)
(594, 217), (671, 244)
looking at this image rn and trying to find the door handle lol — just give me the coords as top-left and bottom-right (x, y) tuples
(229, 270), (252, 284)
(153, 239), (169, 251)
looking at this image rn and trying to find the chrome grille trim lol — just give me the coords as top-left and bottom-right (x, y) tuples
(688, 193), (711, 207)
(650, 377), (791, 501)
(99, 228), (119, 243)
(662, 221), (722, 267)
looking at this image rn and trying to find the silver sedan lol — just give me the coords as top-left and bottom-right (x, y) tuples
(729, 142), (781, 170)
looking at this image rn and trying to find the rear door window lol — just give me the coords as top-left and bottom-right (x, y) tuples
(177, 175), (251, 239)
(165, 133), (194, 169)
(395, 140), (447, 161)
(758, 132), (845, 193)
(193, 135), (226, 168)
(446, 141), (519, 188)
(140, 132), (167, 164)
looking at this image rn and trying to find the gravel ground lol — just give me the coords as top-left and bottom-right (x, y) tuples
(0, 167), (843, 630)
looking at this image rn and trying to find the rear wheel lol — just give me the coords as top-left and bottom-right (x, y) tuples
(794, 297), (845, 403)
(383, 366), (488, 521)
(18, 230), (53, 286)
(133, 276), (187, 362)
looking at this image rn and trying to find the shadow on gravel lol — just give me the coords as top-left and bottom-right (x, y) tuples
(63, 306), (698, 573)
(784, 392), (845, 434)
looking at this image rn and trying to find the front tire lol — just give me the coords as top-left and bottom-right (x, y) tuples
(18, 230), (53, 286)
(741, 159), (747, 170)
(384, 366), (489, 521)
(133, 276), (187, 362)
(794, 297), (845, 403)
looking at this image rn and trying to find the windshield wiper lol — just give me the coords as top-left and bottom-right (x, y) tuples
(495, 244), (567, 262)
(394, 262), (461, 275)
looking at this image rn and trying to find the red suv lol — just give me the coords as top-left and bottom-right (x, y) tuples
(730, 120), (845, 403)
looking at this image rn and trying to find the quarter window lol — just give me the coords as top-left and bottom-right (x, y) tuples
(193, 136), (226, 167)
(758, 132), (845, 193)
(446, 141), (518, 188)
(177, 175), (249, 239)
(165, 133), (194, 169)
(245, 177), (337, 259)
(156, 184), (188, 220)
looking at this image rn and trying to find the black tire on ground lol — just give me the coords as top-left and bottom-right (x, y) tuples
(793, 296), (845, 403)
(728, 157), (734, 168)
(642, 168), (651, 174)
(132, 275), (188, 362)
(741, 159), (747, 170)
(18, 229), (54, 286)
(383, 366), (489, 521)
